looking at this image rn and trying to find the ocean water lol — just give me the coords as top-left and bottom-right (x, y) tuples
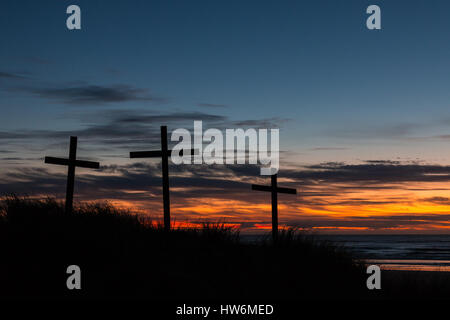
(317, 234), (450, 272)
(241, 234), (450, 271)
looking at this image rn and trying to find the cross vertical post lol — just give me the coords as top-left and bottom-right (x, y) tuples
(252, 174), (297, 243)
(160, 126), (170, 232)
(271, 174), (278, 241)
(65, 136), (78, 214)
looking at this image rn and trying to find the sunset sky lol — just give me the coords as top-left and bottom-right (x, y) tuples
(2, 0), (450, 233)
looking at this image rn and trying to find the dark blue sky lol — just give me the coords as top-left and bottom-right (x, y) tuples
(2, 1), (450, 165)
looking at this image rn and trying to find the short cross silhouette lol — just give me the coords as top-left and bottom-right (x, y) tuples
(130, 126), (196, 231)
(45, 136), (100, 214)
(252, 174), (296, 242)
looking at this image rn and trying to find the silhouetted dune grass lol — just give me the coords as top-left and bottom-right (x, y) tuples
(3, 195), (440, 300)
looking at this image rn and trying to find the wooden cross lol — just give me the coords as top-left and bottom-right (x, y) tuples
(251, 174), (296, 242)
(130, 126), (196, 232)
(45, 136), (100, 214)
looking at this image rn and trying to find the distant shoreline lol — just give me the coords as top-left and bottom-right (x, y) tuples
(365, 259), (450, 272)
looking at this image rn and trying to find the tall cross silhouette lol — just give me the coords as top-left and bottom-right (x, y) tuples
(130, 126), (196, 231)
(252, 174), (296, 242)
(45, 136), (100, 214)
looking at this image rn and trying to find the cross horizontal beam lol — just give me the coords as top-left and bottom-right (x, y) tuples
(44, 156), (100, 169)
(130, 150), (162, 158)
(251, 184), (297, 194)
(130, 149), (197, 159)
